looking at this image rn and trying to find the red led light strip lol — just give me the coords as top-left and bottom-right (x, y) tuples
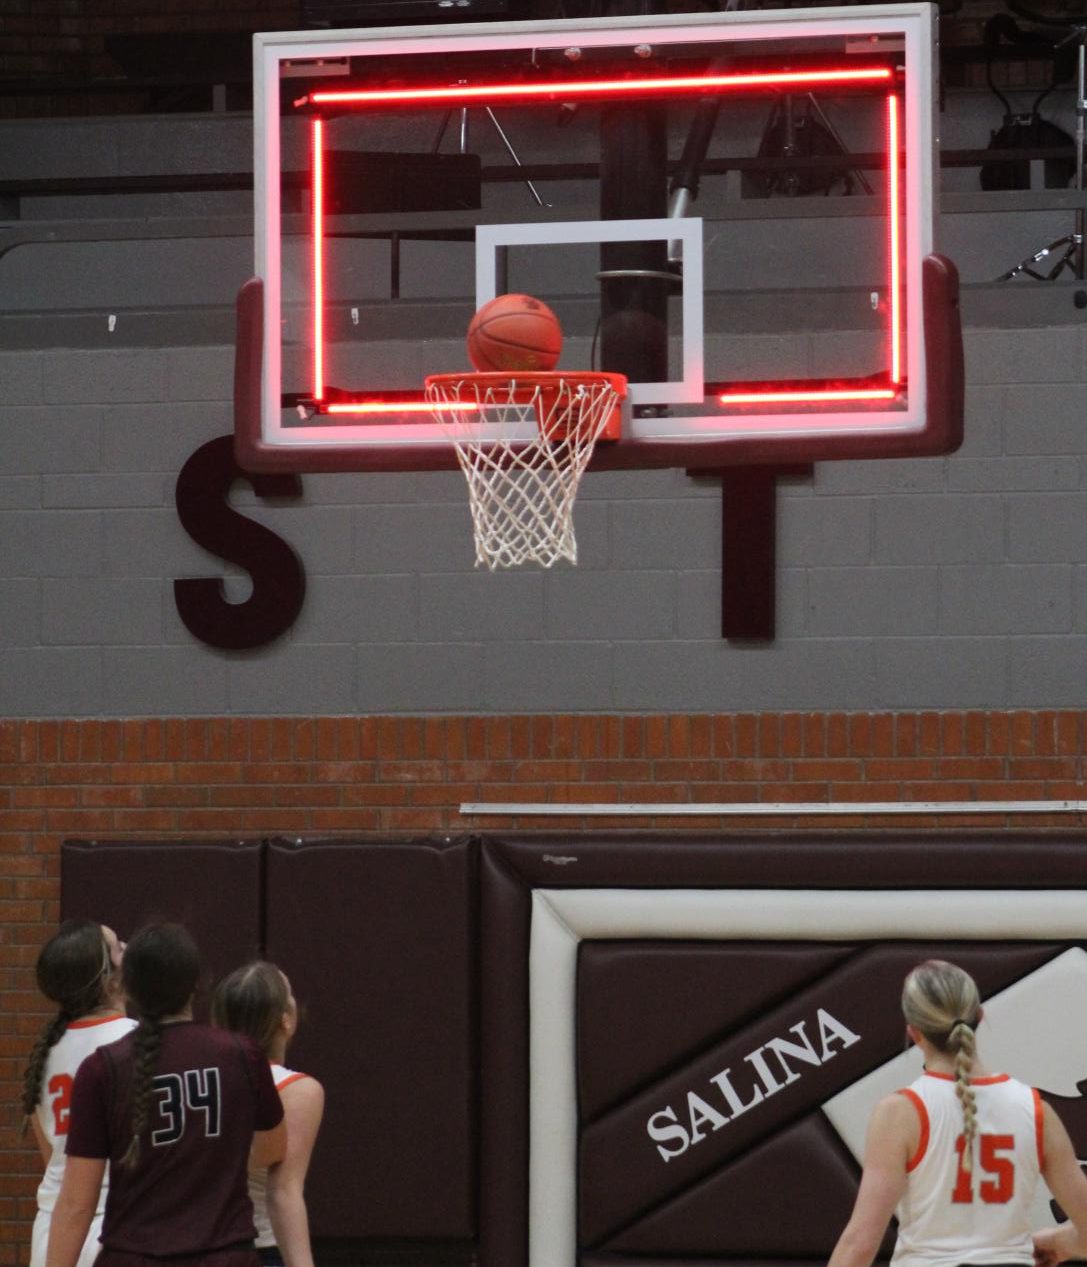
(327, 401), (478, 414)
(888, 92), (903, 385)
(309, 66), (892, 109)
(308, 65), (906, 419)
(717, 388), (898, 405)
(312, 118), (324, 403)
(717, 94), (903, 410)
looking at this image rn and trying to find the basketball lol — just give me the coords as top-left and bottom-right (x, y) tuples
(466, 293), (563, 372)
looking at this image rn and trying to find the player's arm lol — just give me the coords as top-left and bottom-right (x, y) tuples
(1034, 1101), (1087, 1267)
(252, 1117), (287, 1169)
(241, 1036), (287, 1170)
(31, 1112), (52, 1164)
(827, 1094), (915, 1267)
(266, 1076), (326, 1267)
(49, 1052), (111, 1267)
(44, 1156), (106, 1267)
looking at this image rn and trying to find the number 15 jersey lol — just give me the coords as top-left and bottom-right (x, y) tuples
(891, 1071), (1046, 1267)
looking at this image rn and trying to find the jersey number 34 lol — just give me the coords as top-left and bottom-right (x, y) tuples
(151, 1068), (222, 1146)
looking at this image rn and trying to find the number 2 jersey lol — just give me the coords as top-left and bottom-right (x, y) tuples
(66, 1021), (284, 1256)
(891, 1071), (1045, 1267)
(34, 1013), (137, 1214)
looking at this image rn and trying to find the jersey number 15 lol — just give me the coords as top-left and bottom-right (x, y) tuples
(952, 1133), (1015, 1204)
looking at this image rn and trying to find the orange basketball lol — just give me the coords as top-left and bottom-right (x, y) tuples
(466, 294), (563, 372)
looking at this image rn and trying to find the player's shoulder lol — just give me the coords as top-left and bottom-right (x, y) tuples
(1000, 1073), (1043, 1108)
(877, 1088), (925, 1121)
(273, 1063), (324, 1098)
(1001, 1072), (1031, 1090)
(92, 1020), (139, 1059)
(95, 1015), (138, 1045)
(869, 1087), (930, 1144)
(286, 1072), (325, 1101)
(974, 1072), (1032, 1098)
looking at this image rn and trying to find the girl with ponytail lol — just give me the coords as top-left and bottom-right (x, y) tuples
(827, 959), (1087, 1267)
(24, 920), (132, 1267)
(45, 923), (285, 1267)
(212, 962), (325, 1267)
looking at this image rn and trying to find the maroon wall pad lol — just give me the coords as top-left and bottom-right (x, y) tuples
(264, 837), (477, 1242)
(60, 839), (264, 1007)
(58, 830), (1087, 1267)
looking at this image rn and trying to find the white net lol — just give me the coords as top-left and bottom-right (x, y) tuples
(425, 373), (623, 570)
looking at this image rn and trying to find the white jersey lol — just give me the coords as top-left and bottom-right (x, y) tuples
(250, 1062), (310, 1248)
(891, 1071), (1045, 1267)
(31, 1012), (136, 1267)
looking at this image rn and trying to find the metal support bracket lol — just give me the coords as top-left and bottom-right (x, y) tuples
(690, 464), (813, 642)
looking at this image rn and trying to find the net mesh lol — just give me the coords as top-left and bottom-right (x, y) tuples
(425, 373), (623, 570)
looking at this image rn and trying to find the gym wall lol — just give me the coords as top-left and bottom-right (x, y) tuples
(4, 53), (1087, 1267)
(43, 831), (1087, 1267)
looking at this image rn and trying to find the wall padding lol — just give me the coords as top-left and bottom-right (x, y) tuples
(265, 836), (477, 1242)
(60, 838), (264, 1003)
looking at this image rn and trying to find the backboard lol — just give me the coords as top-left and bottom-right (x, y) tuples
(236, 4), (962, 474)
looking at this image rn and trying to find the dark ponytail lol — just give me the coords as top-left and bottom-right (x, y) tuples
(119, 1019), (165, 1168)
(22, 1014), (71, 1129)
(21, 920), (113, 1131)
(118, 923), (201, 1168)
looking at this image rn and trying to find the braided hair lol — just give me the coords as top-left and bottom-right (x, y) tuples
(21, 921), (115, 1133)
(211, 961), (289, 1058)
(902, 959), (981, 1170)
(119, 923), (201, 1169)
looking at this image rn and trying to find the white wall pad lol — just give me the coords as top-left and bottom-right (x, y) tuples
(527, 887), (1087, 1267)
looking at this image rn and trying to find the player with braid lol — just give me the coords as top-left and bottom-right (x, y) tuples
(212, 961), (325, 1267)
(827, 959), (1087, 1267)
(23, 920), (132, 1267)
(45, 923), (285, 1267)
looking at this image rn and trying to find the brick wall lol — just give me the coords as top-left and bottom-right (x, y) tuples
(3, 708), (1086, 1260)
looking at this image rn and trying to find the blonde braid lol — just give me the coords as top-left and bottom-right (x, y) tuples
(902, 959), (982, 1167)
(949, 1020), (978, 1171)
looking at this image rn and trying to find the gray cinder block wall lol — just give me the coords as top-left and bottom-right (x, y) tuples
(1, 108), (1086, 718)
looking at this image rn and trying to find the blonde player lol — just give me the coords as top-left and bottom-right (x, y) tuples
(22, 920), (134, 1267)
(827, 959), (1087, 1267)
(212, 961), (325, 1267)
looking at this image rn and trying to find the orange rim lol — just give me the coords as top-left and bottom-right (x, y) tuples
(425, 371), (627, 396)
(425, 371), (626, 441)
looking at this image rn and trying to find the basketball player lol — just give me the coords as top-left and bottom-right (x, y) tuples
(826, 959), (1087, 1267)
(44, 923), (286, 1267)
(23, 921), (134, 1267)
(212, 961), (325, 1267)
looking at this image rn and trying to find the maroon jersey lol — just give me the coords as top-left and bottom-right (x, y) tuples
(66, 1022), (283, 1256)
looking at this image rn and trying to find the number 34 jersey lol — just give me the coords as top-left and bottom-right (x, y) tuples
(66, 1021), (283, 1256)
(35, 1014), (137, 1214)
(891, 1071), (1046, 1267)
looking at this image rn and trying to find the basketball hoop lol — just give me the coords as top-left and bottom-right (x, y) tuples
(425, 371), (627, 570)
